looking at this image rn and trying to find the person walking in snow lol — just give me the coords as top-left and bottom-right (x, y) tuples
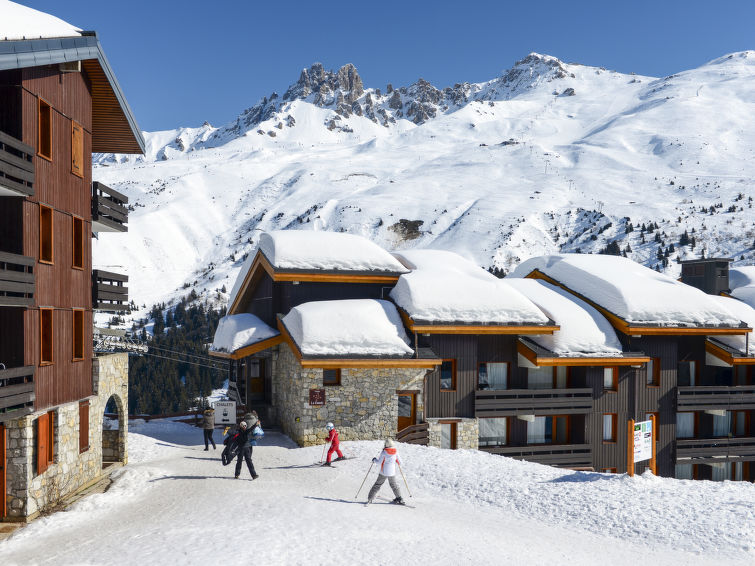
(366, 439), (404, 505)
(233, 416), (263, 480)
(201, 406), (216, 451)
(322, 422), (345, 466)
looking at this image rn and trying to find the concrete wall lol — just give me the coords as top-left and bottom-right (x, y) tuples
(3, 353), (127, 521)
(273, 344), (426, 446)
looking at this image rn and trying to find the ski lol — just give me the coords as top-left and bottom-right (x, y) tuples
(377, 496), (415, 508)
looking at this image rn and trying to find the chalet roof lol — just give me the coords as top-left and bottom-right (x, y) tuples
(705, 295), (755, 356)
(730, 266), (755, 309)
(0, 3), (144, 153)
(505, 278), (623, 357)
(390, 249), (554, 332)
(209, 313), (281, 359)
(517, 337), (649, 367)
(511, 254), (749, 334)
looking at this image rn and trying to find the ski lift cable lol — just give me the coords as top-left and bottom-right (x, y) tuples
(144, 344), (229, 365)
(137, 351), (229, 371)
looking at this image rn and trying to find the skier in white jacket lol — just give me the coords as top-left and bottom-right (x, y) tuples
(366, 439), (404, 505)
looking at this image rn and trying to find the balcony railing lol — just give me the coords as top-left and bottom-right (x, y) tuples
(480, 443), (592, 468)
(677, 386), (755, 411)
(92, 181), (128, 232)
(475, 388), (593, 417)
(92, 269), (129, 312)
(676, 437), (755, 464)
(0, 251), (35, 307)
(396, 422), (429, 445)
(0, 130), (34, 198)
(0, 365), (35, 424)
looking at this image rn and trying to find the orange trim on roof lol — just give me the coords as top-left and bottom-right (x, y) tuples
(398, 307), (559, 335)
(516, 341), (650, 367)
(706, 340), (755, 366)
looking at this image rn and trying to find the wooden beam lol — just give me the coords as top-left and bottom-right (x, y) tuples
(706, 340), (755, 366)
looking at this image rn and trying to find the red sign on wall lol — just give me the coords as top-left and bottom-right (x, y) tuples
(309, 388), (325, 406)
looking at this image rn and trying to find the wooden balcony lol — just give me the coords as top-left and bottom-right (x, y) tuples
(0, 130), (34, 198)
(677, 386), (755, 411)
(0, 365), (35, 424)
(475, 388), (593, 417)
(92, 269), (128, 312)
(676, 437), (755, 464)
(480, 443), (592, 468)
(396, 422), (429, 445)
(92, 181), (128, 232)
(0, 251), (34, 307)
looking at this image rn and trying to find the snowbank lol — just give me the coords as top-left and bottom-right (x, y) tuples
(730, 266), (755, 290)
(512, 254), (742, 327)
(210, 313), (278, 353)
(505, 278), (623, 356)
(0, 1), (82, 40)
(391, 249), (549, 324)
(282, 299), (413, 356)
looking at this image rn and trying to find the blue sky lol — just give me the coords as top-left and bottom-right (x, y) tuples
(19, 0), (755, 132)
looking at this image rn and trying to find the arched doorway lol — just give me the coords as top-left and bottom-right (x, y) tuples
(102, 394), (126, 468)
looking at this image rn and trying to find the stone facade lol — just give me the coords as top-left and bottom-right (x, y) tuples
(427, 418), (479, 450)
(3, 353), (128, 521)
(272, 344), (426, 446)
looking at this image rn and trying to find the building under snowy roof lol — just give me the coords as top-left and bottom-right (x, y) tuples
(390, 249), (557, 334)
(511, 254), (750, 334)
(228, 230), (409, 315)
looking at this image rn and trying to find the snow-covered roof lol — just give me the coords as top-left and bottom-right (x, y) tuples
(0, 1), (81, 40)
(706, 296), (755, 356)
(505, 278), (622, 356)
(729, 266), (755, 310)
(511, 254), (743, 328)
(210, 314), (279, 354)
(390, 249), (549, 325)
(261, 230), (408, 273)
(281, 299), (413, 357)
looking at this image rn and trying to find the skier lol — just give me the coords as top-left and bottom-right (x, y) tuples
(201, 405), (216, 450)
(233, 417), (264, 480)
(366, 439), (404, 505)
(322, 422), (345, 466)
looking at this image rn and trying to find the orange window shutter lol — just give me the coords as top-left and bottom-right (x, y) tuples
(79, 402), (90, 452)
(47, 411), (54, 463)
(71, 122), (83, 177)
(37, 413), (49, 475)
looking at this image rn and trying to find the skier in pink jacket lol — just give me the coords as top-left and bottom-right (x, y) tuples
(366, 439), (404, 505)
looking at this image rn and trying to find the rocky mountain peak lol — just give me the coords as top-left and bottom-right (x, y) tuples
(283, 62), (364, 104)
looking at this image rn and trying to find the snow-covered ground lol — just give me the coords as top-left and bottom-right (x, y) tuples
(1, 420), (753, 565)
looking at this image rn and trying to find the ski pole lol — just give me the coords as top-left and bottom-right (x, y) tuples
(398, 463), (412, 498)
(320, 443), (327, 464)
(355, 461), (375, 499)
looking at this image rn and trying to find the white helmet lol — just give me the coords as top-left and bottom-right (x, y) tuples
(239, 421), (248, 429)
(326, 422), (334, 431)
(384, 438), (394, 448)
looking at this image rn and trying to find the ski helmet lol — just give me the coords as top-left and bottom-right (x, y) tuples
(384, 438), (394, 448)
(239, 421), (248, 429)
(326, 422), (334, 430)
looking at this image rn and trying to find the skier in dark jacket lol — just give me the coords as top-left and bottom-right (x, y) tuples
(233, 418), (263, 480)
(201, 407), (216, 450)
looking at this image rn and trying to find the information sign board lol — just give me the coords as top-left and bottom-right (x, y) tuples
(214, 401), (236, 425)
(633, 419), (653, 463)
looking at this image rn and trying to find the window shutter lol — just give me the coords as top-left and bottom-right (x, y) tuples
(79, 401), (90, 453)
(37, 413), (49, 475)
(71, 121), (84, 177)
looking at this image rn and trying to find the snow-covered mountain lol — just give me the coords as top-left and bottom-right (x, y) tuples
(92, 51), (755, 315)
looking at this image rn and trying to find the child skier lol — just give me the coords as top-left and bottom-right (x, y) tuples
(366, 439), (404, 505)
(322, 422), (345, 466)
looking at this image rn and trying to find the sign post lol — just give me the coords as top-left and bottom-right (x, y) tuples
(628, 418), (655, 476)
(213, 401), (236, 425)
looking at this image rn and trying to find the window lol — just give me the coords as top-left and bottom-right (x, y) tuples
(440, 359), (456, 391)
(602, 468), (617, 474)
(38, 98), (52, 160)
(440, 421), (457, 449)
(73, 309), (85, 361)
(35, 411), (55, 475)
(678, 360), (697, 386)
(712, 411), (731, 438)
(40, 308), (54, 365)
(71, 121), (83, 177)
(79, 401), (90, 453)
(676, 412), (695, 439)
(675, 463), (694, 480)
(478, 362), (508, 390)
(527, 366), (553, 389)
(734, 366), (753, 386)
(323, 369), (340, 386)
(603, 413), (617, 442)
(732, 411), (749, 437)
(39, 205), (53, 264)
(527, 416), (570, 444)
(603, 367), (618, 391)
(646, 357), (660, 387)
(479, 417), (507, 447)
(72, 216), (84, 269)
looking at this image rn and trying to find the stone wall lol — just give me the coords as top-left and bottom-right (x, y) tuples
(3, 353), (128, 521)
(272, 344), (426, 446)
(427, 418), (479, 450)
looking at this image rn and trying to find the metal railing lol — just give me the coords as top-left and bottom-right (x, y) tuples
(0, 365), (35, 424)
(92, 181), (128, 232)
(475, 388), (593, 417)
(92, 269), (128, 312)
(677, 386), (755, 411)
(0, 130), (34, 197)
(0, 251), (34, 307)
(396, 422), (429, 445)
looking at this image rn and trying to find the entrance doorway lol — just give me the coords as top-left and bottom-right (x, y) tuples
(103, 395), (125, 467)
(247, 359), (265, 402)
(397, 393), (416, 432)
(1, 424), (5, 519)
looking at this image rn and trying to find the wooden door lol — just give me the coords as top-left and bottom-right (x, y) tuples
(1, 424), (6, 519)
(397, 393), (416, 432)
(248, 359), (265, 401)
